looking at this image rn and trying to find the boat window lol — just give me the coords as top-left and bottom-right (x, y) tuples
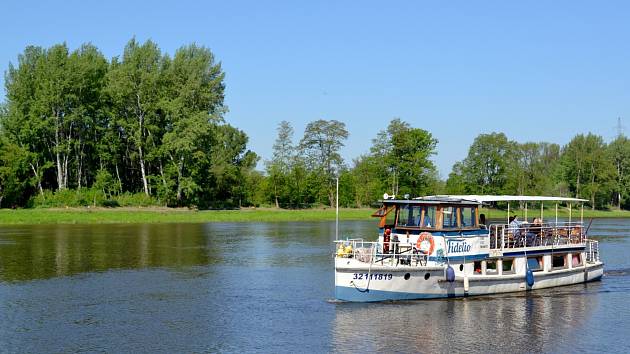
(527, 257), (543, 272)
(474, 261), (482, 274)
(460, 207), (476, 227)
(486, 260), (498, 274)
(381, 206), (396, 227)
(397, 205), (422, 227)
(572, 254), (582, 267)
(375, 205), (396, 228)
(422, 206), (436, 228)
(502, 259), (514, 274)
(552, 255), (566, 269)
(442, 206), (458, 228)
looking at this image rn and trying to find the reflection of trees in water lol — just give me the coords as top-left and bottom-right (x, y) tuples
(0, 224), (214, 281)
(332, 287), (595, 353)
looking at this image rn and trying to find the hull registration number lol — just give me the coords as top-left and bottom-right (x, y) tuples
(352, 273), (393, 280)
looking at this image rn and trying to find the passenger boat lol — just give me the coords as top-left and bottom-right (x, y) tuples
(334, 195), (604, 302)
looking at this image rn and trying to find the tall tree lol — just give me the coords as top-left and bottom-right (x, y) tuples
(161, 44), (225, 205)
(608, 135), (630, 209)
(107, 38), (165, 196)
(370, 118), (438, 197)
(266, 121), (294, 208)
(299, 119), (348, 207)
(457, 132), (514, 195)
(561, 134), (614, 209)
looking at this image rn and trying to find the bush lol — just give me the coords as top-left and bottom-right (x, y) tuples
(114, 192), (161, 207)
(29, 189), (161, 208)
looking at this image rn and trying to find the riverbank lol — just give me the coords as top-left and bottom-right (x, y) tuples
(0, 207), (375, 225)
(0, 207), (629, 225)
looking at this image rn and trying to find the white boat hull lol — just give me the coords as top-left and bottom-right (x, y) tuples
(334, 258), (604, 302)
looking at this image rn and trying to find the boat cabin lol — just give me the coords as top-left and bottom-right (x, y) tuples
(372, 197), (482, 233)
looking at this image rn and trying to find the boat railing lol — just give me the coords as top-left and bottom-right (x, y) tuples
(586, 239), (600, 262)
(334, 239), (428, 266)
(489, 221), (585, 250)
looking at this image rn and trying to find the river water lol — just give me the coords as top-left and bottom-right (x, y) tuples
(0, 219), (628, 353)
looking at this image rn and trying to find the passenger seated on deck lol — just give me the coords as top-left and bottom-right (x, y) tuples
(391, 233), (399, 254)
(479, 214), (487, 229)
(509, 216), (524, 245)
(524, 218), (542, 246)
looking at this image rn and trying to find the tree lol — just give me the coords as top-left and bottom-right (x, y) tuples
(161, 44), (225, 205)
(299, 119), (348, 207)
(388, 125), (438, 196)
(266, 121), (294, 208)
(349, 155), (386, 207)
(445, 161), (467, 194)
(370, 118), (438, 197)
(561, 134), (615, 209)
(4, 43), (107, 193)
(454, 132), (515, 195)
(107, 38), (165, 196)
(608, 135), (630, 209)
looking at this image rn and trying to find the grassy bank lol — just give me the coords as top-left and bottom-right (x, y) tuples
(0, 207), (629, 225)
(0, 207), (375, 225)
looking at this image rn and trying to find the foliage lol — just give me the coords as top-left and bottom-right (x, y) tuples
(299, 119), (349, 207)
(2, 39), (257, 209)
(447, 131), (623, 210)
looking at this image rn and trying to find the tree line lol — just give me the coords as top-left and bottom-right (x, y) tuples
(1, 40), (629, 210)
(0, 39), (257, 208)
(444, 132), (630, 210)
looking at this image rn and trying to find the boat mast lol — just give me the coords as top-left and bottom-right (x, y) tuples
(335, 177), (339, 241)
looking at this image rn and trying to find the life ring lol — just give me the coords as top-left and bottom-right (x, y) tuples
(416, 232), (435, 255)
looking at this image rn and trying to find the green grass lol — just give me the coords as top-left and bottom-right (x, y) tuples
(0, 207), (376, 225)
(0, 206), (628, 225)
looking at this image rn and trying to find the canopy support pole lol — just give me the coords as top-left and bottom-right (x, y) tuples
(525, 202), (528, 221)
(581, 204), (584, 224)
(540, 202), (544, 222)
(569, 203), (572, 224)
(555, 203), (558, 225)
(507, 202), (510, 224)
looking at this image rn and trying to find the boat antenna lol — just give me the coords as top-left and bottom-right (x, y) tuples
(335, 176), (339, 241)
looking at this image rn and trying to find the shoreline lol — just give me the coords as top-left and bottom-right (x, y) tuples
(0, 207), (629, 225)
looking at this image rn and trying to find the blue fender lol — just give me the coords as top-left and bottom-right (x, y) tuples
(526, 268), (535, 287)
(446, 265), (455, 283)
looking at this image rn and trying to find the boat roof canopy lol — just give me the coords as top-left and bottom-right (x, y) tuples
(421, 195), (588, 203)
(380, 196), (481, 206)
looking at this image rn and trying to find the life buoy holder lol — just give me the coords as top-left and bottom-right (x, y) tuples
(416, 232), (435, 255)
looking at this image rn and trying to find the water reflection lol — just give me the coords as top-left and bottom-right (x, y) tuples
(332, 284), (597, 353)
(0, 224), (213, 281)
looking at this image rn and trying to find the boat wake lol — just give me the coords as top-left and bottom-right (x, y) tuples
(604, 268), (630, 277)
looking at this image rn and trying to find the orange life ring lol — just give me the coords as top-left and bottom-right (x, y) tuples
(416, 232), (435, 255)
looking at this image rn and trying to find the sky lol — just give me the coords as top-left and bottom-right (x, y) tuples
(1, 1), (629, 178)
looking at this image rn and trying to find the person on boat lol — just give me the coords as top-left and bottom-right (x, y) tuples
(509, 216), (525, 246)
(391, 232), (399, 255)
(528, 217), (543, 246)
(479, 213), (487, 229)
(509, 215), (521, 228)
(423, 215), (432, 227)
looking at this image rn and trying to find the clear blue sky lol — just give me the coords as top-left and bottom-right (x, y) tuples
(2, 1), (629, 177)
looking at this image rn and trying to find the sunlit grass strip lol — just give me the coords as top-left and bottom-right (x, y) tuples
(0, 207), (628, 225)
(0, 208), (376, 225)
